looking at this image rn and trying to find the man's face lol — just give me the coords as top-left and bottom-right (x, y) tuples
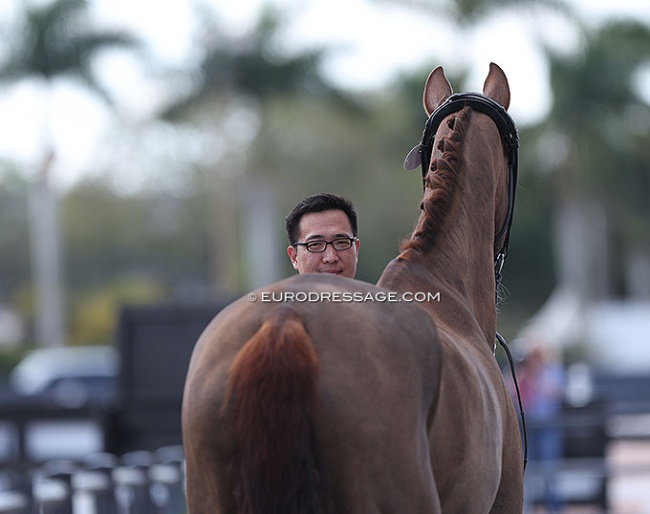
(287, 209), (360, 278)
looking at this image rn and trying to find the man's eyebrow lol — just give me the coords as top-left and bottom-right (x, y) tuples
(305, 232), (351, 241)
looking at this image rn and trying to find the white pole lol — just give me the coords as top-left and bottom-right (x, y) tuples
(29, 151), (65, 347)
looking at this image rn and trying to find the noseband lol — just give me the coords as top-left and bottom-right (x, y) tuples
(404, 93), (519, 294)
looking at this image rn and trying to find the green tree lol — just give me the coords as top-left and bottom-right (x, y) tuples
(63, 176), (212, 296)
(161, 6), (360, 294)
(162, 7), (351, 118)
(0, 0), (137, 99)
(541, 20), (650, 300)
(394, 0), (568, 25)
(0, 165), (30, 301)
(0, 0), (139, 346)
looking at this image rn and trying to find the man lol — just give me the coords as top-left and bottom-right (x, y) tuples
(285, 193), (360, 278)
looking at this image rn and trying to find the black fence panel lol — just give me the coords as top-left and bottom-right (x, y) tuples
(105, 302), (231, 455)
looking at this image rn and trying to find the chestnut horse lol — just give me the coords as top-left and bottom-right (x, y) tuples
(182, 63), (523, 513)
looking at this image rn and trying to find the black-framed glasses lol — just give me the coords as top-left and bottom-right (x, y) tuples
(294, 237), (358, 253)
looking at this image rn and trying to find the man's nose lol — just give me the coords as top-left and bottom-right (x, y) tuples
(321, 246), (339, 262)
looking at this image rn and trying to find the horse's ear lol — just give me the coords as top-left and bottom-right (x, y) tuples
(483, 62), (511, 110)
(423, 66), (453, 116)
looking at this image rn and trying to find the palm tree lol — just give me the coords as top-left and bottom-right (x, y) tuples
(0, 0), (138, 347)
(0, 0), (137, 99)
(393, 0), (569, 25)
(161, 6), (358, 294)
(541, 20), (650, 301)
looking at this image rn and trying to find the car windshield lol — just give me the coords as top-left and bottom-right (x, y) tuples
(9, 346), (118, 395)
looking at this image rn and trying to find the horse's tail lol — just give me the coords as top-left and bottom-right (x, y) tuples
(224, 304), (329, 514)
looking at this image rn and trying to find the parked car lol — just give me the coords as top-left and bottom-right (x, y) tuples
(9, 345), (118, 408)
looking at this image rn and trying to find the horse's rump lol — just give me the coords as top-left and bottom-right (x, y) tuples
(183, 274), (443, 514)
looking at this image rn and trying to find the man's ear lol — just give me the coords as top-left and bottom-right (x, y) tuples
(287, 246), (299, 270)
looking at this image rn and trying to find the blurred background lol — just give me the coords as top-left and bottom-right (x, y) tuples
(0, 0), (649, 512)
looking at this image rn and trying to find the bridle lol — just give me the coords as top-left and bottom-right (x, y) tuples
(404, 92), (527, 470)
(403, 92), (519, 297)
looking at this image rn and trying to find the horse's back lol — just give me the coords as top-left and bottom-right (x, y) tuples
(182, 274), (443, 514)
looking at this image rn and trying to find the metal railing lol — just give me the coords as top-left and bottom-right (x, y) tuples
(0, 446), (185, 514)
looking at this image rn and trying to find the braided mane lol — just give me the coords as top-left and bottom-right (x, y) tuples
(401, 106), (473, 253)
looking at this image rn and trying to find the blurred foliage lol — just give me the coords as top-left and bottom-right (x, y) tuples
(163, 6), (361, 120)
(0, 0), (139, 103)
(63, 178), (212, 294)
(0, 166), (31, 300)
(395, 0), (570, 26)
(540, 19), (650, 298)
(545, 20), (650, 197)
(68, 277), (165, 346)
(0, 346), (29, 379)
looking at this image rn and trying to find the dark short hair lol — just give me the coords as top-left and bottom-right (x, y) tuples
(285, 193), (358, 245)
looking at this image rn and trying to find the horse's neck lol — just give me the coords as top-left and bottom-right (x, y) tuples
(378, 127), (501, 351)
(378, 220), (497, 350)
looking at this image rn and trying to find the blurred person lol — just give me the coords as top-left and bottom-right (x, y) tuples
(517, 343), (565, 513)
(285, 193), (360, 279)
